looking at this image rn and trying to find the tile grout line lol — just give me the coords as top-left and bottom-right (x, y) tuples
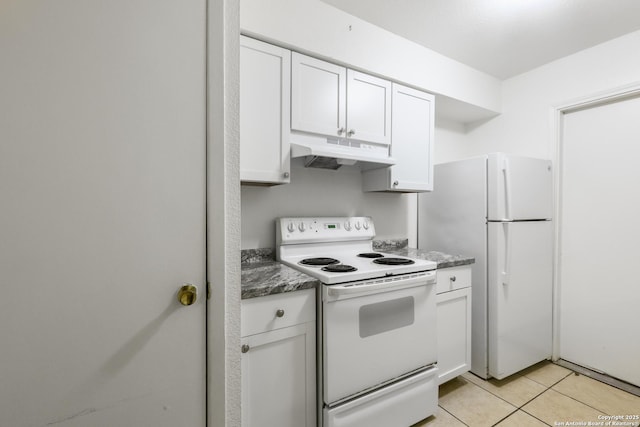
(463, 374), (541, 411)
(519, 371), (615, 426)
(448, 365), (600, 427)
(513, 379), (553, 427)
(450, 363), (631, 426)
(489, 372), (559, 426)
(458, 377), (520, 426)
(462, 371), (573, 426)
(545, 373), (615, 417)
(524, 370), (572, 389)
(437, 404), (470, 427)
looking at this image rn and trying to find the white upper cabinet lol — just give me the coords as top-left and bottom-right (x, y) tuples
(345, 69), (391, 145)
(291, 52), (346, 138)
(363, 83), (434, 192)
(291, 52), (391, 145)
(240, 36), (291, 185)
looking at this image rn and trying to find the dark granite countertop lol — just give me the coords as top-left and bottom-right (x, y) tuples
(240, 242), (474, 299)
(241, 249), (320, 299)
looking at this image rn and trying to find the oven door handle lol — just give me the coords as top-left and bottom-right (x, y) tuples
(326, 271), (436, 299)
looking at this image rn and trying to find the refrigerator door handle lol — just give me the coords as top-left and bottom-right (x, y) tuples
(502, 156), (512, 220)
(502, 222), (511, 286)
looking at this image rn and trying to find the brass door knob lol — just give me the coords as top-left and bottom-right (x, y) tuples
(177, 284), (198, 306)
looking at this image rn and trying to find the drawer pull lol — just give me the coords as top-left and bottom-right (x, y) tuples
(241, 344), (250, 353)
(450, 276), (457, 282)
(275, 309), (285, 318)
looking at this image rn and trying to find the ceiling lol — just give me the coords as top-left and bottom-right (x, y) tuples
(320, 0), (640, 80)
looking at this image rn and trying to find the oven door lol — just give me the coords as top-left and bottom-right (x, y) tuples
(323, 271), (437, 404)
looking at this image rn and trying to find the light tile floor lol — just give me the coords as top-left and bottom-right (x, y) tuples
(412, 361), (640, 427)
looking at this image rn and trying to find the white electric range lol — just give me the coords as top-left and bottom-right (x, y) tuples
(277, 216), (439, 427)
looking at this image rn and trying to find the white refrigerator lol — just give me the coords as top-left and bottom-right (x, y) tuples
(418, 153), (553, 379)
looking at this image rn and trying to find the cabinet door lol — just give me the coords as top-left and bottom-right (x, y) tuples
(346, 69), (391, 145)
(389, 84), (434, 191)
(437, 287), (472, 385)
(240, 36), (291, 184)
(362, 83), (434, 192)
(241, 323), (316, 427)
(291, 52), (346, 138)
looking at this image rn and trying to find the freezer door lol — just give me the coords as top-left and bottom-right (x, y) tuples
(487, 221), (553, 379)
(488, 153), (553, 220)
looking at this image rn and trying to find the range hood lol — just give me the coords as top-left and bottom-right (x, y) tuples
(290, 135), (395, 170)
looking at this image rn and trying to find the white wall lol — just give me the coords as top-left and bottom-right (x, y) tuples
(434, 118), (471, 164)
(208, 0), (241, 425)
(440, 29), (640, 161)
(241, 160), (416, 249)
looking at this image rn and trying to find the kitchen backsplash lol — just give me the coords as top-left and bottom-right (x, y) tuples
(241, 160), (416, 249)
(372, 239), (409, 251)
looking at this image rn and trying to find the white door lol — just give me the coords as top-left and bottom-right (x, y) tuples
(487, 221), (553, 379)
(559, 94), (640, 387)
(488, 153), (553, 220)
(346, 69), (391, 145)
(0, 1), (207, 426)
(291, 52), (346, 137)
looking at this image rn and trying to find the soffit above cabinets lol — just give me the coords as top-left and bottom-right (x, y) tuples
(436, 95), (500, 124)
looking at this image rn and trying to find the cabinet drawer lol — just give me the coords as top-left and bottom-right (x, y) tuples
(436, 266), (472, 294)
(242, 288), (315, 337)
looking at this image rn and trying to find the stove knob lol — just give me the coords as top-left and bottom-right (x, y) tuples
(287, 222), (295, 233)
(298, 222), (306, 232)
(363, 220), (370, 230)
(355, 221), (361, 230)
(344, 221), (352, 231)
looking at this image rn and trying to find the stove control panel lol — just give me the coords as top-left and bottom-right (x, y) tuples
(277, 216), (375, 245)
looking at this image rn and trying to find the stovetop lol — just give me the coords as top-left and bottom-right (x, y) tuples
(276, 216), (437, 285)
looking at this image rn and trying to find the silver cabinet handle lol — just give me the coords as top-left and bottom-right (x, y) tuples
(283, 171), (290, 178)
(337, 127), (345, 136)
(275, 309), (285, 318)
(347, 129), (355, 137)
(393, 181), (399, 186)
(241, 344), (250, 353)
(450, 276), (457, 282)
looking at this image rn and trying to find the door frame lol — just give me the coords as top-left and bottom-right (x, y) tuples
(549, 81), (640, 361)
(207, 0), (241, 426)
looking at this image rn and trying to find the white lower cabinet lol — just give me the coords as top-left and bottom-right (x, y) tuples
(436, 267), (472, 385)
(241, 289), (316, 427)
